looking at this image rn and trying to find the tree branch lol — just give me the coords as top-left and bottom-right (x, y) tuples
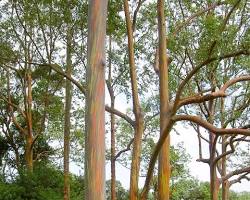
(173, 49), (250, 112)
(114, 138), (134, 160)
(173, 1), (225, 36)
(105, 105), (135, 127)
(222, 167), (250, 182)
(178, 75), (250, 108)
(172, 115), (250, 136)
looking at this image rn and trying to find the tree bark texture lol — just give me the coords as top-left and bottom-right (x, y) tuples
(110, 95), (116, 200)
(25, 65), (34, 173)
(85, 1), (108, 200)
(157, 0), (171, 199)
(208, 99), (220, 200)
(108, 36), (117, 200)
(64, 20), (73, 200)
(124, 1), (144, 199)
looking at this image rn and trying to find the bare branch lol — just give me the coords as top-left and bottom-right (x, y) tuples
(222, 167), (250, 182)
(105, 105), (135, 127)
(173, 49), (250, 111)
(173, 2), (225, 36)
(178, 75), (250, 108)
(132, 0), (147, 31)
(172, 115), (250, 136)
(114, 138), (134, 160)
(228, 172), (250, 187)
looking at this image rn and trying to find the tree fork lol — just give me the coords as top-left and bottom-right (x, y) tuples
(124, 1), (144, 199)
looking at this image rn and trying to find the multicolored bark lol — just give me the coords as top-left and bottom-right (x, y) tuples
(85, 1), (108, 199)
(123, 1), (144, 199)
(157, 0), (171, 199)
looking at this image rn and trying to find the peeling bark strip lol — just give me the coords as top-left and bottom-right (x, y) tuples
(85, 1), (108, 200)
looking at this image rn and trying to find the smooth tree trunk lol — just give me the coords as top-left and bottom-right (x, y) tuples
(85, 1), (108, 200)
(208, 98), (220, 200)
(107, 36), (117, 200)
(221, 98), (229, 200)
(25, 133), (33, 172)
(25, 66), (34, 173)
(210, 161), (220, 200)
(221, 138), (230, 200)
(157, 0), (171, 199)
(110, 94), (116, 200)
(124, 1), (144, 199)
(64, 22), (73, 200)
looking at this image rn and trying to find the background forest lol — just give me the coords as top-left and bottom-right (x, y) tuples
(0, 0), (249, 200)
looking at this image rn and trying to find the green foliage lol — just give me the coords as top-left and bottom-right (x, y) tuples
(107, 0), (125, 36)
(106, 180), (129, 200)
(0, 182), (24, 200)
(231, 191), (250, 200)
(170, 143), (190, 180)
(0, 163), (84, 200)
(171, 180), (211, 200)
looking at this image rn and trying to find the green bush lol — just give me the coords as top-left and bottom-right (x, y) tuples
(0, 163), (84, 200)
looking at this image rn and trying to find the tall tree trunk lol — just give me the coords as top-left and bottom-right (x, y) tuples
(124, 1), (144, 199)
(210, 162), (220, 200)
(64, 22), (73, 200)
(107, 36), (117, 200)
(25, 134), (33, 172)
(157, 0), (171, 199)
(222, 177), (229, 200)
(85, 1), (108, 199)
(25, 65), (34, 173)
(110, 94), (116, 200)
(208, 98), (220, 200)
(221, 99), (229, 200)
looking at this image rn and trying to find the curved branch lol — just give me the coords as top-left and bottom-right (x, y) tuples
(213, 136), (236, 164)
(0, 95), (27, 120)
(228, 172), (250, 187)
(173, 49), (250, 111)
(172, 115), (250, 136)
(173, 1), (225, 36)
(222, 167), (250, 182)
(38, 63), (86, 95)
(132, 0), (147, 31)
(105, 105), (135, 127)
(178, 75), (250, 108)
(114, 138), (134, 160)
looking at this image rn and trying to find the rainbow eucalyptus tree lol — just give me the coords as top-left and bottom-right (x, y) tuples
(85, 0), (108, 199)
